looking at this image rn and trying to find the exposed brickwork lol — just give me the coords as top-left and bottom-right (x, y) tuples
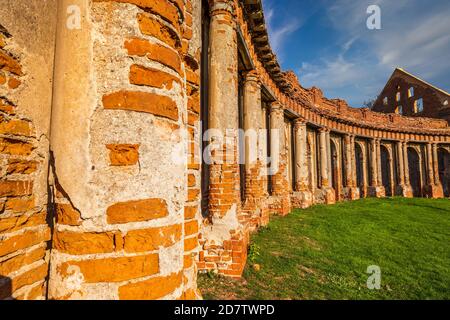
(242, 161), (269, 230)
(47, 0), (201, 300)
(106, 199), (169, 224)
(0, 24), (50, 300)
(372, 68), (450, 123)
(106, 144), (140, 166)
(1, 0), (450, 301)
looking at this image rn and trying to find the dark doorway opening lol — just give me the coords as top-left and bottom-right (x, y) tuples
(408, 148), (421, 197)
(288, 119), (296, 192)
(330, 140), (339, 200)
(381, 146), (392, 196)
(355, 143), (364, 198)
(438, 148), (450, 197)
(200, 0), (210, 218)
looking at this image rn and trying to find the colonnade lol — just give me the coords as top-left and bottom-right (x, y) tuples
(198, 0), (450, 277)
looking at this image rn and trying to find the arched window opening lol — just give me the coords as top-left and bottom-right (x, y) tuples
(414, 98), (423, 113)
(438, 148), (450, 197)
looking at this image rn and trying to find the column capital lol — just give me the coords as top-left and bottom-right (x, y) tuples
(209, 0), (236, 17)
(243, 70), (260, 86)
(270, 101), (283, 113)
(318, 127), (330, 133)
(345, 133), (356, 142)
(294, 117), (307, 129)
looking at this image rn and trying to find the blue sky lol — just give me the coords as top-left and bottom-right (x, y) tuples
(261, 0), (450, 107)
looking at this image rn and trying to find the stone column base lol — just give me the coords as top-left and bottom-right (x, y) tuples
(343, 187), (360, 201)
(242, 198), (269, 233)
(291, 191), (313, 209)
(424, 184), (444, 199)
(259, 200), (270, 228)
(315, 187), (336, 204)
(198, 227), (250, 278)
(395, 184), (413, 198)
(367, 186), (386, 198)
(268, 195), (291, 216)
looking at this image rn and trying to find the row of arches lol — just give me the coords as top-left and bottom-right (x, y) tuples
(302, 131), (450, 201)
(357, 143), (450, 198)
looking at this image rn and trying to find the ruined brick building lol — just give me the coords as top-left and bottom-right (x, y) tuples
(372, 68), (450, 123)
(0, 0), (449, 300)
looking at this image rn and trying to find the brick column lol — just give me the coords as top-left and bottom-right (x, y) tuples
(344, 135), (352, 186)
(317, 128), (335, 204)
(376, 140), (383, 187)
(0, 6), (54, 300)
(368, 139), (385, 197)
(403, 142), (411, 187)
(425, 143), (444, 198)
(199, 0), (248, 278)
(433, 144), (442, 186)
(389, 147), (396, 197)
(397, 141), (405, 186)
(395, 141), (412, 197)
(292, 118), (313, 208)
(350, 137), (356, 184)
(241, 70), (268, 231)
(268, 102), (291, 215)
(49, 0), (195, 299)
(258, 102), (270, 227)
(319, 128), (329, 188)
(343, 134), (360, 200)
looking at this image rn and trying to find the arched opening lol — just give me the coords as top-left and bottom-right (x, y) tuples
(438, 148), (450, 197)
(330, 140), (340, 200)
(408, 148), (421, 197)
(380, 145), (392, 196)
(355, 143), (365, 198)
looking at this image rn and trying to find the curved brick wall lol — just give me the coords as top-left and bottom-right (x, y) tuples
(196, 0), (450, 278)
(47, 0), (201, 300)
(0, 1), (56, 300)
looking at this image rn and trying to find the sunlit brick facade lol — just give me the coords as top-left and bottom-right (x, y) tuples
(0, 0), (449, 300)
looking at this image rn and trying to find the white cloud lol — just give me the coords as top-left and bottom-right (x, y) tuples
(262, 0), (302, 60)
(375, 8), (450, 75)
(297, 0), (450, 106)
(300, 56), (362, 90)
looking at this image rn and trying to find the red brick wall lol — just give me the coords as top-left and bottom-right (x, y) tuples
(372, 72), (450, 122)
(47, 0), (201, 300)
(0, 26), (50, 300)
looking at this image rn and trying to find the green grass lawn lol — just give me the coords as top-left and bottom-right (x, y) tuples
(198, 198), (450, 300)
